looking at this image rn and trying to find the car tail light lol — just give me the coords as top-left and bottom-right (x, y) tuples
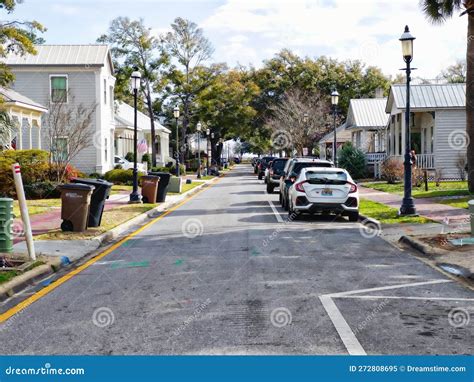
(295, 181), (306, 192)
(348, 182), (358, 193)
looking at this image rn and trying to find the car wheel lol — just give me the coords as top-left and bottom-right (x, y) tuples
(266, 184), (275, 194)
(348, 212), (359, 222)
(258, 173), (263, 180)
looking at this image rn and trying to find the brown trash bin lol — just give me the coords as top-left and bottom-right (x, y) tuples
(58, 183), (95, 232)
(141, 175), (160, 203)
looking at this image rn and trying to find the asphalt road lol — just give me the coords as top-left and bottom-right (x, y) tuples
(0, 164), (473, 355)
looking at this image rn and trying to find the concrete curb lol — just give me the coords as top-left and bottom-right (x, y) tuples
(0, 256), (63, 302)
(358, 214), (382, 230)
(1, 176), (221, 302)
(399, 235), (450, 256)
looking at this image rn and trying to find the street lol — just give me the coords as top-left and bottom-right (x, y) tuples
(0, 165), (473, 355)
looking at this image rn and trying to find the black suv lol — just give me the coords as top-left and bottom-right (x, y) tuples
(279, 158), (334, 210)
(265, 158), (289, 194)
(257, 156), (275, 180)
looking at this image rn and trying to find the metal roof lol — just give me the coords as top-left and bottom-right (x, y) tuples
(115, 102), (171, 134)
(0, 87), (47, 112)
(4, 45), (111, 67)
(319, 123), (352, 143)
(346, 98), (388, 129)
(387, 83), (465, 112)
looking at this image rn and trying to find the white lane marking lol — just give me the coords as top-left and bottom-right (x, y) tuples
(320, 279), (453, 355)
(268, 201), (284, 223)
(337, 295), (474, 302)
(329, 279), (451, 298)
(319, 295), (366, 355)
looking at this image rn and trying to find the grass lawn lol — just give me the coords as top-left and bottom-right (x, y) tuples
(36, 203), (158, 241)
(437, 196), (472, 209)
(169, 181), (204, 195)
(110, 185), (133, 195)
(359, 199), (431, 225)
(362, 181), (471, 199)
(13, 198), (61, 218)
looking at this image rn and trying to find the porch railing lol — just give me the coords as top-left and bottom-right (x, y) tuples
(373, 154), (435, 179)
(365, 152), (387, 164)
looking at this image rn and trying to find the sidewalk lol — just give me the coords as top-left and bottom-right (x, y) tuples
(359, 186), (471, 224)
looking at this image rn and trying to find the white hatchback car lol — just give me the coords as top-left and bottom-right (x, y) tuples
(287, 167), (359, 221)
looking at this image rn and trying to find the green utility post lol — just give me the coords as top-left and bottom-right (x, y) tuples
(0, 198), (14, 253)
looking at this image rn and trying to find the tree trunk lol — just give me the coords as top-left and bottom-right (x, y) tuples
(181, 98), (189, 166)
(145, 83), (157, 168)
(467, 9), (474, 191)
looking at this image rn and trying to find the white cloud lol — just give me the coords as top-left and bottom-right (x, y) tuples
(202, 0), (467, 78)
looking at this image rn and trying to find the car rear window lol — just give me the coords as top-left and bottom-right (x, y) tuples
(293, 162), (331, 173)
(261, 157), (275, 165)
(306, 171), (348, 184)
(272, 159), (288, 170)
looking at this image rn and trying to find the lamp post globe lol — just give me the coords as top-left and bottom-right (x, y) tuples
(129, 68), (142, 204)
(399, 25), (417, 216)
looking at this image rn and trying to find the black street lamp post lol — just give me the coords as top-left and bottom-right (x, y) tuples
(197, 122), (202, 179)
(331, 90), (340, 166)
(399, 25), (417, 216)
(129, 69), (142, 204)
(173, 105), (180, 177)
(206, 128), (210, 175)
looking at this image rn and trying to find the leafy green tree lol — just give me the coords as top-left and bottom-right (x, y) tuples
(420, 0), (474, 191)
(195, 68), (259, 163)
(98, 17), (169, 167)
(439, 60), (466, 83)
(0, 0), (45, 87)
(163, 17), (214, 162)
(338, 142), (367, 179)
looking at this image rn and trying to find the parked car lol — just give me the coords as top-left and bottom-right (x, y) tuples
(279, 158), (333, 211)
(233, 156), (241, 164)
(265, 158), (289, 193)
(257, 156), (276, 180)
(114, 155), (146, 172)
(287, 167), (359, 221)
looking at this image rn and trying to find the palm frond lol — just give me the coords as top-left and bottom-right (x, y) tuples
(420, 0), (463, 24)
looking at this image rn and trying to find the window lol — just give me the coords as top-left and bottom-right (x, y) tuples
(104, 79), (107, 104)
(50, 76), (68, 103)
(51, 137), (68, 162)
(104, 137), (108, 162)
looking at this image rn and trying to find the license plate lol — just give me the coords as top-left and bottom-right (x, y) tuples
(321, 188), (333, 196)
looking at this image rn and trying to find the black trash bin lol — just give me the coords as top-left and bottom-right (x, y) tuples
(72, 178), (113, 227)
(148, 171), (171, 202)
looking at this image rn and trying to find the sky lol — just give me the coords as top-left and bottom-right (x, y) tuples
(5, 0), (467, 79)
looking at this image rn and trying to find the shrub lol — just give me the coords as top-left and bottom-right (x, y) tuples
(338, 143), (367, 179)
(381, 158), (404, 184)
(142, 153), (151, 168)
(24, 181), (61, 199)
(49, 163), (85, 182)
(125, 152), (134, 162)
(114, 164), (123, 170)
(151, 166), (170, 173)
(0, 149), (50, 197)
(104, 169), (143, 185)
(88, 172), (103, 179)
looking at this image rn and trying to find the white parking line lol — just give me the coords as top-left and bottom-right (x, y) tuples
(268, 201), (284, 223)
(319, 279), (454, 356)
(319, 295), (366, 355)
(337, 295), (474, 302)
